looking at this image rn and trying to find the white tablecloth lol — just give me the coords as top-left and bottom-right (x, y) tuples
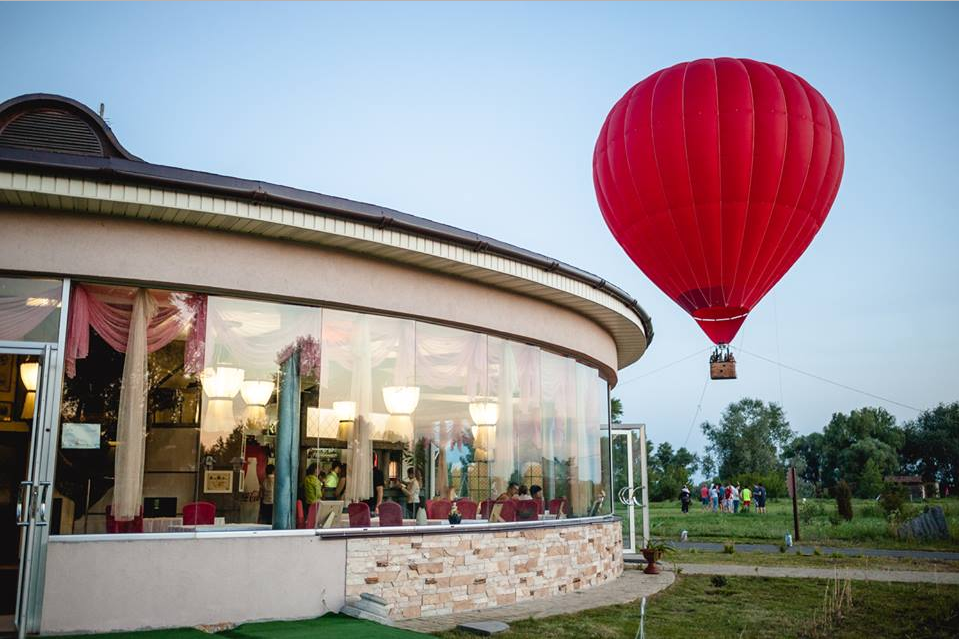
(143, 516), (226, 532)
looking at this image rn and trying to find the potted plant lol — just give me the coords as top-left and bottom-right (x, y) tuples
(640, 540), (673, 575)
(448, 502), (462, 524)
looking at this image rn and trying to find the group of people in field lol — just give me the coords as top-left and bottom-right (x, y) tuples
(678, 482), (767, 514)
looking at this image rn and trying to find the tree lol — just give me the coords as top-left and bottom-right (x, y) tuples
(784, 431), (826, 491)
(647, 441), (699, 502)
(857, 458), (884, 498)
(901, 402), (959, 491)
(820, 407), (903, 490)
(701, 398), (794, 479)
(610, 397), (624, 424)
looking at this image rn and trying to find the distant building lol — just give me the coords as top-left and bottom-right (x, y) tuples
(884, 475), (939, 500)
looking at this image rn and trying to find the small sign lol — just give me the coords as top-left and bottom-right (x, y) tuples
(62, 423), (101, 449)
(204, 470), (234, 494)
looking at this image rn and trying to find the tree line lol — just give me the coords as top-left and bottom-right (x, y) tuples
(615, 397), (958, 502)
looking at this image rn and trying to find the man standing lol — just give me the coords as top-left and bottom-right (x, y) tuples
(700, 483), (709, 511)
(680, 485), (691, 514)
(732, 484), (741, 514)
(741, 484), (752, 513)
(756, 483), (767, 514)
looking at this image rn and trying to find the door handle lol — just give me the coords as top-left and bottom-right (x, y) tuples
(16, 481), (32, 527)
(35, 482), (51, 526)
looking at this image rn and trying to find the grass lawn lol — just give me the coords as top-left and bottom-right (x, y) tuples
(665, 548), (959, 573)
(52, 614), (426, 639)
(435, 575), (959, 639)
(647, 497), (959, 550)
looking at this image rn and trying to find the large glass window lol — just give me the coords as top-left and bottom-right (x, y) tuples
(53, 283), (612, 534)
(0, 276), (62, 342)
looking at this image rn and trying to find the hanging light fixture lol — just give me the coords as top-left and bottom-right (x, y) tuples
(469, 398), (499, 460)
(200, 367), (245, 433)
(240, 380), (274, 422)
(382, 386), (419, 443)
(20, 361), (39, 420)
(382, 386), (420, 415)
(334, 400), (357, 441)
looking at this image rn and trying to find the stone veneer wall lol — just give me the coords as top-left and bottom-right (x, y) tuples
(344, 520), (623, 620)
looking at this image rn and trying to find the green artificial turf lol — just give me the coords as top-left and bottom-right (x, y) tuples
(51, 614), (426, 639)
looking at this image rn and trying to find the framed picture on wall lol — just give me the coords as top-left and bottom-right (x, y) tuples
(0, 354), (13, 395)
(203, 470), (233, 494)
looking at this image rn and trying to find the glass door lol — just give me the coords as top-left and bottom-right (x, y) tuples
(611, 426), (649, 554)
(1, 344), (59, 639)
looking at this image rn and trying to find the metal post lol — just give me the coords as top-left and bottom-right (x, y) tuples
(638, 425), (650, 548)
(790, 466), (800, 542)
(273, 353), (300, 530)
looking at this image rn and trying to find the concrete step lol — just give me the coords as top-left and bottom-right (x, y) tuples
(340, 605), (394, 626)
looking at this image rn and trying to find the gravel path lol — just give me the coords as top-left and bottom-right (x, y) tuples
(635, 541), (959, 561)
(677, 562), (959, 584)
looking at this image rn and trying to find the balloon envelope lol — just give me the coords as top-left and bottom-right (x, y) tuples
(594, 58), (844, 344)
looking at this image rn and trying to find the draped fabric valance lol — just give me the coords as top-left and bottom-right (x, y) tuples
(65, 284), (206, 378)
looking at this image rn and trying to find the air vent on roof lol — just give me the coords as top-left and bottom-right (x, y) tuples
(0, 109), (104, 156)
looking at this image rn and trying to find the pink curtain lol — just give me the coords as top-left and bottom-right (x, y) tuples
(65, 284), (206, 377)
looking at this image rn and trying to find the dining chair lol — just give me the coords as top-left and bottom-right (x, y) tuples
(548, 498), (567, 518)
(182, 501), (216, 525)
(456, 499), (478, 519)
(378, 501), (403, 526)
(106, 505), (143, 533)
(425, 499), (452, 520)
(348, 502), (372, 527)
(515, 500), (539, 521)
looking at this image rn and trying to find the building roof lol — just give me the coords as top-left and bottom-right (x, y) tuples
(0, 93), (653, 369)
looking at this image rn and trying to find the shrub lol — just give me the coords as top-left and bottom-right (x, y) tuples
(723, 541), (735, 554)
(800, 500), (825, 524)
(711, 575), (728, 588)
(779, 543), (787, 553)
(835, 480), (854, 521)
(828, 512), (842, 527)
(879, 483), (908, 516)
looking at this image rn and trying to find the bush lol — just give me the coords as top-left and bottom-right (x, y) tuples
(828, 512), (842, 527)
(711, 575), (728, 588)
(723, 541), (736, 554)
(800, 500), (825, 524)
(879, 483), (908, 516)
(835, 480), (854, 521)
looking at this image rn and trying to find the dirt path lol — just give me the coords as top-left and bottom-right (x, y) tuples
(678, 562), (959, 584)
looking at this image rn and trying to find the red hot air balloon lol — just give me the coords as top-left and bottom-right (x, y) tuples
(594, 58), (844, 349)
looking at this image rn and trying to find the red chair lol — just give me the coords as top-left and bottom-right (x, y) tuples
(378, 501), (403, 526)
(296, 500), (306, 529)
(348, 502), (372, 527)
(106, 505), (143, 533)
(515, 500), (539, 521)
(494, 500), (516, 522)
(456, 499), (478, 520)
(534, 498), (545, 515)
(305, 502), (320, 528)
(425, 499), (452, 520)
(548, 498), (567, 518)
(182, 501), (216, 525)
(480, 499), (495, 519)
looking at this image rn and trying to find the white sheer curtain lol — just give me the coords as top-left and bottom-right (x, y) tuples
(492, 340), (517, 483)
(0, 283), (61, 340)
(113, 289), (156, 521)
(346, 315), (373, 503)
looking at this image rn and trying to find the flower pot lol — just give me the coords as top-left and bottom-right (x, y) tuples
(641, 549), (661, 574)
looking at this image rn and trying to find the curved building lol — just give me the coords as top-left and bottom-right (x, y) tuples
(0, 94), (651, 634)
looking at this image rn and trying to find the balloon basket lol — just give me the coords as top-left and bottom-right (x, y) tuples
(710, 361), (737, 380)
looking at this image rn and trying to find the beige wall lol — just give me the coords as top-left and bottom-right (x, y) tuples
(41, 534), (347, 634)
(0, 209), (618, 376)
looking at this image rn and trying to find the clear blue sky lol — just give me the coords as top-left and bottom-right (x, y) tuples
(3, 2), (957, 463)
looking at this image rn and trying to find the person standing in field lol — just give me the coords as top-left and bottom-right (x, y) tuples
(756, 483), (767, 514)
(709, 484), (719, 512)
(732, 483), (741, 514)
(680, 485), (691, 514)
(700, 483), (709, 511)
(724, 484), (733, 513)
(741, 484), (752, 513)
